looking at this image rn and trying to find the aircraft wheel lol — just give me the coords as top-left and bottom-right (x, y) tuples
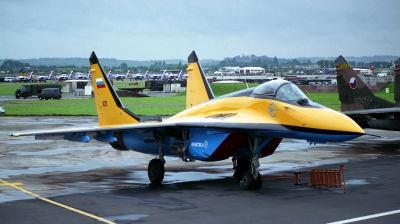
(252, 173), (263, 190)
(241, 172), (253, 190)
(148, 158), (165, 184)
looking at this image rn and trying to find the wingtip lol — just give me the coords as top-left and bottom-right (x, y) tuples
(188, 50), (198, 63)
(90, 51), (99, 64)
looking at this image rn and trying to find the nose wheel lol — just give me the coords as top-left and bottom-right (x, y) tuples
(241, 172), (262, 190)
(148, 158), (165, 184)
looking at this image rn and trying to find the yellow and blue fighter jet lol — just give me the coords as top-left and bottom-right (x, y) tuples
(10, 51), (364, 190)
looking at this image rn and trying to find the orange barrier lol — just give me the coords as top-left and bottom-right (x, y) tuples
(294, 164), (346, 193)
(294, 170), (309, 186)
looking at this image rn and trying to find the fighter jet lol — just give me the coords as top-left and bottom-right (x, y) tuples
(10, 51), (364, 190)
(335, 55), (400, 131)
(57, 71), (74, 81)
(114, 70), (130, 81)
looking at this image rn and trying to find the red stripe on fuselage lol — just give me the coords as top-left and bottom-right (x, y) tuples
(209, 133), (248, 159)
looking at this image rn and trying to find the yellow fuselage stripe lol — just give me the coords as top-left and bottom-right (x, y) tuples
(0, 178), (116, 224)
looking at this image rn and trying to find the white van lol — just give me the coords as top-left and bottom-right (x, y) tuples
(4, 77), (14, 82)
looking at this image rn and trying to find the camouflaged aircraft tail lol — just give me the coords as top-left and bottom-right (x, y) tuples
(335, 55), (395, 111)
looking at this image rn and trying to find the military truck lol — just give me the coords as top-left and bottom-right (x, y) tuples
(145, 80), (168, 91)
(15, 84), (62, 99)
(145, 80), (187, 91)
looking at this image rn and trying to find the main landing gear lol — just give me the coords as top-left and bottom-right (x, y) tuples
(148, 131), (167, 184)
(148, 130), (195, 185)
(148, 158), (165, 184)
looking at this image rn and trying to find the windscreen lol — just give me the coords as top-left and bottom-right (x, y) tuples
(275, 83), (308, 101)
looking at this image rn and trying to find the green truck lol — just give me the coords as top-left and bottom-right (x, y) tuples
(15, 84), (62, 99)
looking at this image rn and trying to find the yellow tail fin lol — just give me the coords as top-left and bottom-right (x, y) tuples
(186, 51), (215, 108)
(89, 52), (140, 127)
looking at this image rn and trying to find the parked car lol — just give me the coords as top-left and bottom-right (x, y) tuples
(37, 88), (62, 100)
(4, 77), (14, 82)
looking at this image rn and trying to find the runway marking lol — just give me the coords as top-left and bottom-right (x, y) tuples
(327, 209), (400, 223)
(0, 178), (116, 224)
(0, 182), (23, 186)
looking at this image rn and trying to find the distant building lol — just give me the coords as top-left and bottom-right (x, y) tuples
(239, 67), (265, 74)
(214, 66), (266, 76)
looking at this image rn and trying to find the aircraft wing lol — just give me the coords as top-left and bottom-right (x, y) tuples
(9, 112), (289, 139)
(342, 107), (400, 115)
(342, 107), (400, 131)
(9, 122), (176, 137)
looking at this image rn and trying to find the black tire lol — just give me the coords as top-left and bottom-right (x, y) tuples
(252, 173), (263, 190)
(39, 97), (43, 100)
(148, 159), (165, 184)
(45, 98), (48, 100)
(233, 158), (251, 180)
(23, 93), (28, 99)
(241, 172), (253, 190)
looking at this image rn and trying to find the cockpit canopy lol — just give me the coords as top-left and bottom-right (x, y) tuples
(253, 80), (310, 103)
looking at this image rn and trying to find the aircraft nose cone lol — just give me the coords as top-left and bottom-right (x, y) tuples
(319, 109), (364, 139)
(302, 108), (364, 142)
(332, 111), (364, 134)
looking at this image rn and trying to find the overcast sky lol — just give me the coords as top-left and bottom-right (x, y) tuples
(1, 0), (399, 61)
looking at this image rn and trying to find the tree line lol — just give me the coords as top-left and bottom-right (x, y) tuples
(1, 55), (396, 75)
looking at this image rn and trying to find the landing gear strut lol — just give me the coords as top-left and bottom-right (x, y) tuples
(235, 137), (264, 190)
(232, 158), (251, 180)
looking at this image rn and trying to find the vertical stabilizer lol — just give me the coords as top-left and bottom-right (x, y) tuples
(394, 58), (400, 103)
(89, 52), (140, 126)
(335, 55), (395, 111)
(186, 51), (215, 108)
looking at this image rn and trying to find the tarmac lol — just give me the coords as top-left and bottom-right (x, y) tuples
(1, 116), (400, 223)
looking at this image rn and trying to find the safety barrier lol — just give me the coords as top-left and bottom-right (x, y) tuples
(294, 164), (346, 193)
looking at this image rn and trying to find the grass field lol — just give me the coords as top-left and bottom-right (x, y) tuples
(0, 81), (395, 116)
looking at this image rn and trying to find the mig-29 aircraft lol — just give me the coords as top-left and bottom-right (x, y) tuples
(9, 51), (364, 190)
(336, 55), (400, 131)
